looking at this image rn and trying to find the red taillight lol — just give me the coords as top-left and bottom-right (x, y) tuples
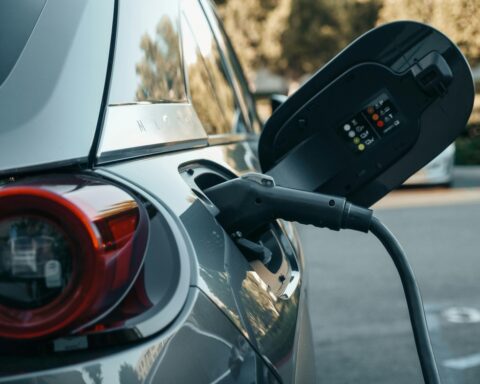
(0, 175), (148, 340)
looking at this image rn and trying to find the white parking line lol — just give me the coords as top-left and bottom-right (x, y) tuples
(442, 307), (480, 324)
(443, 353), (480, 370)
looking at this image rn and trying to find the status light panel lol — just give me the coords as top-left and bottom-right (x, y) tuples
(338, 93), (401, 154)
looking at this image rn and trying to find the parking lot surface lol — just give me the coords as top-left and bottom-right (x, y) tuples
(300, 167), (480, 383)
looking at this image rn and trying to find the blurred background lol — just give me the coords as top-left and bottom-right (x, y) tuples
(215, 1), (480, 383)
(215, 0), (480, 165)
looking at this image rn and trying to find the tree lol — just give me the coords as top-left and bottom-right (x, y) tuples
(341, 0), (383, 46)
(135, 16), (186, 101)
(215, 0), (289, 75)
(280, 0), (343, 78)
(280, 0), (381, 79)
(216, 0), (381, 81)
(378, 0), (480, 66)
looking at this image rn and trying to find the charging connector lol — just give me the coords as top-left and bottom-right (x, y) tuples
(205, 173), (373, 235)
(206, 172), (440, 384)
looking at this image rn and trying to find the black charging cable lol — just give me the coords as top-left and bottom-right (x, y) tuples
(206, 173), (441, 384)
(369, 216), (441, 384)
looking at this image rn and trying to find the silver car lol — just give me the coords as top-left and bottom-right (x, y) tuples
(0, 0), (314, 382)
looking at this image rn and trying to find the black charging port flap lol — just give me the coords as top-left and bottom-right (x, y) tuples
(259, 21), (474, 207)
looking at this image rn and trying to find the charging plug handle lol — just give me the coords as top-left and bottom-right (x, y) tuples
(205, 173), (372, 235)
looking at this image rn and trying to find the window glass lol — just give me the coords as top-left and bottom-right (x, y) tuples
(109, 0), (187, 105)
(221, 25), (263, 134)
(201, 1), (262, 133)
(181, 0), (246, 135)
(181, 16), (228, 134)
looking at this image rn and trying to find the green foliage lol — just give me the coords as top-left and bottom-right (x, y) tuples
(457, 93), (480, 164)
(215, 0), (289, 76)
(378, 0), (480, 67)
(280, 0), (344, 78)
(455, 136), (480, 165)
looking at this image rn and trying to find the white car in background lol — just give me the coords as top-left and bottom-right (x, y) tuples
(404, 144), (456, 186)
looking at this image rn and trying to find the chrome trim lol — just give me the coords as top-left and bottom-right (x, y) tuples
(97, 138), (207, 164)
(207, 133), (256, 146)
(108, 100), (188, 107)
(97, 103), (208, 163)
(279, 270), (300, 300)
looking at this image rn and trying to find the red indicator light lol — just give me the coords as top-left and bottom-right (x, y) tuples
(372, 113), (379, 121)
(376, 120), (385, 128)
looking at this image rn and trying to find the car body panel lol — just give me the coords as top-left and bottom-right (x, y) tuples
(0, 0), (316, 382)
(97, 142), (315, 383)
(0, 0), (113, 174)
(97, 103), (208, 163)
(0, 0), (47, 86)
(0, 142), (315, 383)
(0, 289), (278, 384)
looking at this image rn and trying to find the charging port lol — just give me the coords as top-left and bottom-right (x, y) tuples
(179, 163), (301, 299)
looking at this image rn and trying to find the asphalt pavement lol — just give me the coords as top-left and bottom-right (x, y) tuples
(298, 166), (480, 384)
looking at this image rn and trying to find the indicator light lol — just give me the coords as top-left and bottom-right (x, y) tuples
(358, 144), (365, 151)
(376, 120), (385, 128)
(356, 125), (364, 133)
(348, 131), (355, 138)
(353, 137), (360, 144)
(367, 107), (374, 114)
(372, 113), (379, 121)
(343, 124), (351, 131)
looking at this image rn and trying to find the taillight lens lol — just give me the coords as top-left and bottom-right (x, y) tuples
(0, 175), (148, 340)
(0, 215), (73, 309)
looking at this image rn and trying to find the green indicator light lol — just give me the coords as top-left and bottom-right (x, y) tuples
(358, 144), (366, 151)
(353, 137), (360, 144)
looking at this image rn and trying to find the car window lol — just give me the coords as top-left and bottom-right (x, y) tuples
(108, 0), (187, 105)
(200, 0), (262, 134)
(181, 0), (247, 135)
(180, 16), (229, 134)
(222, 34), (263, 134)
